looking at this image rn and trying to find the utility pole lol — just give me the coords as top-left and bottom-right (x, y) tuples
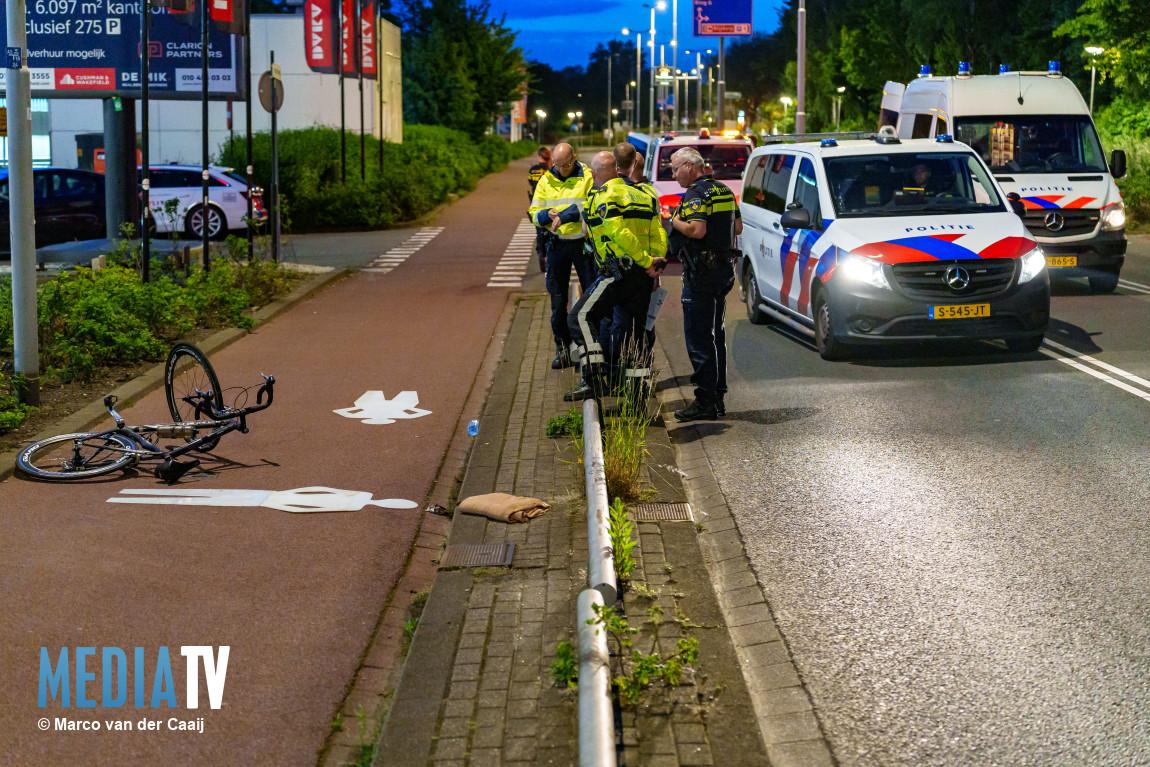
(796, 0), (806, 133)
(141, 0), (151, 282)
(339, 0), (346, 183)
(5, 0), (39, 405)
(201, 0), (211, 271)
(245, 0), (254, 261)
(717, 38), (725, 129)
(671, 0), (678, 130)
(607, 53), (612, 143)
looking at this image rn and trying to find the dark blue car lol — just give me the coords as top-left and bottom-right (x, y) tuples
(0, 167), (106, 254)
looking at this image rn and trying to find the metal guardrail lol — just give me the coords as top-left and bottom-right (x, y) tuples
(583, 398), (617, 604)
(577, 588), (615, 767)
(577, 398), (618, 766)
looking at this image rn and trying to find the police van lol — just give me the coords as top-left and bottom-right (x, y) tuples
(738, 131), (1049, 360)
(884, 62), (1127, 292)
(629, 130), (753, 222)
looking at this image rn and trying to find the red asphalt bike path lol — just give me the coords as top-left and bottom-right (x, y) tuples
(0, 157), (537, 765)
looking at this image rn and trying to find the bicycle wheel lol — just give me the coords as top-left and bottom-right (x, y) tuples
(164, 343), (225, 452)
(17, 432), (138, 481)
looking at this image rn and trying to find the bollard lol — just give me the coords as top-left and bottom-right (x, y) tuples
(583, 398), (617, 604)
(577, 588), (616, 767)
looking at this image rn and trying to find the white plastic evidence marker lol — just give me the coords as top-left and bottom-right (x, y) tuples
(333, 391), (431, 425)
(107, 487), (419, 513)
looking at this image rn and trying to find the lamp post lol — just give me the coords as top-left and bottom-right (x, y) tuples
(576, 110), (583, 143)
(1085, 45), (1104, 114)
(535, 109), (546, 140)
(623, 29), (641, 131)
(671, 0), (678, 131)
(835, 85), (845, 129)
(645, 1), (666, 136)
(780, 96), (792, 133)
(607, 52), (613, 141)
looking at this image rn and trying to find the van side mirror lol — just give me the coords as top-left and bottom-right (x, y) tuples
(780, 206), (811, 229)
(1110, 149), (1127, 180)
(1006, 192), (1027, 217)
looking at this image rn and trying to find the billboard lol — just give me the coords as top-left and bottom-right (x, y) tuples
(0, 1), (246, 100)
(692, 0), (752, 37)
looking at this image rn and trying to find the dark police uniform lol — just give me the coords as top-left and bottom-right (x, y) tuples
(527, 160), (551, 271)
(670, 174), (740, 418)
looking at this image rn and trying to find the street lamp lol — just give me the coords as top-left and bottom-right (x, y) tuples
(835, 85), (845, 129)
(535, 108), (546, 140)
(1085, 45), (1104, 114)
(622, 30), (641, 133)
(780, 96), (793, 133)
(645, 1), (667, 136)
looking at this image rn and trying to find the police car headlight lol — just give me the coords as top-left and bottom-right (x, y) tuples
(840, 253), (891, 290)
(1018, 247), (1046, 284)
(1101, 202), (1126, 230)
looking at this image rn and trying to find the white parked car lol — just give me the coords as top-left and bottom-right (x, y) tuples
(144, 164), (267, 240)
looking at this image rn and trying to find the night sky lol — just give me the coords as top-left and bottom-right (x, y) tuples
(486, 0), (787, 70)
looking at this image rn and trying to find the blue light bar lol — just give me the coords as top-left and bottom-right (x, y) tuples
(999, 64), (1010, 74)
(958, 61), (971, 75)
(1048, 60), (1061, 75)
(919, 64), (932, 77)
(821, 138), (837, 147)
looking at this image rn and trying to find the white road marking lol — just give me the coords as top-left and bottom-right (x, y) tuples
(1041, 338), (1150, 402)
(362, 227), (444, 272)
(487, 219), (537, 289)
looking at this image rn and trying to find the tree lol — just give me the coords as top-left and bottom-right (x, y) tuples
(1056, 0), (1150, 100)
(397, 0), (526, 137)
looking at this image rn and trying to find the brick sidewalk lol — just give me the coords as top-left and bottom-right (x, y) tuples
(377, 295), (771, 767)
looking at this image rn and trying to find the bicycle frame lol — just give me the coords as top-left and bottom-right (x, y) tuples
(99, 374), (275, 463)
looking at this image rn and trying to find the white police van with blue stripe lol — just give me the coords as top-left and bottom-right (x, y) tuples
(738, 129), (1050, 360)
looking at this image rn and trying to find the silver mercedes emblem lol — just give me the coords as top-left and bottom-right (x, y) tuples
(1044, 212), (1065, 232)
(945, 266), (971, 290)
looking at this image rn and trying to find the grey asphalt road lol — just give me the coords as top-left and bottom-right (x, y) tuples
(656, 234), (1150, 766)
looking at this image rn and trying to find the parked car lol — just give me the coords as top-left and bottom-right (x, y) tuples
(143, 164), (266, 240)
(738, 131), (1050, 360)
(629, 129), (754, 221)
(0, 167), (106, 253)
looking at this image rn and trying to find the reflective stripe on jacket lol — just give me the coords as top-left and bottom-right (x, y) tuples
(582, 177), (668, 270)
(528, 162), (594, 240)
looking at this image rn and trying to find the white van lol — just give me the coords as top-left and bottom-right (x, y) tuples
(629, 130), (753, 222)
(738, 133), (1049, 360)
(886, 63), (1127, 292)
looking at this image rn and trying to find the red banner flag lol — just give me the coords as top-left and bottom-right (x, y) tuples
(359, 2), (377, 80)
(341, 0), (360, 77)
(304, 0), (338, 73)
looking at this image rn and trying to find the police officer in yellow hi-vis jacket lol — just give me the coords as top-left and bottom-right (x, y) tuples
(562, 151), (668, 402)
(528, 143), (597, 370)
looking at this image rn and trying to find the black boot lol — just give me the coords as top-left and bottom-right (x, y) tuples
(552, 342), (572, 370)
(715, 394), (726, 417)
(674, 397), (717, 423)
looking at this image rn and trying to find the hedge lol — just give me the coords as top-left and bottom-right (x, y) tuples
(219, 125), (537, 231)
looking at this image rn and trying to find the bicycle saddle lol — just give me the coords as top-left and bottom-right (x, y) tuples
(154, 457), (201, 484)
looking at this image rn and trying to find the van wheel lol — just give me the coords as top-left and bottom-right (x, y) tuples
(743, 268), (770, 325)
(814, 291), (849, 361)
(1088, 266), (1120, 293)
(1005, 334), (1044, 353)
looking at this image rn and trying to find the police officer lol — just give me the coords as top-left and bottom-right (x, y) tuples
(528, 143), (597, 370)
(527, 146), (552, 272)
(563, 151), (667, 402)
(668, 147), (742, 421)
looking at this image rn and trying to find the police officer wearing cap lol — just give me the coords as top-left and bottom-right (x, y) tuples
(668, 146), (742, 421)
(529, 143), (597, 370)
(563, 151), (667, 403)
(527, 147), (552, 272)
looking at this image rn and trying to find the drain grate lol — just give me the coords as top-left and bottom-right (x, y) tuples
(629, 503), (693, 522)
(439, 542), (516, 569)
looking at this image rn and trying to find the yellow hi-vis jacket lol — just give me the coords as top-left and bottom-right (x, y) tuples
(583, 177), (668, 270)
(528, 162), (594, 240)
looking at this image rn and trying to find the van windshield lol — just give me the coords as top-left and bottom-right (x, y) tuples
(953, 115), (1108, 174)
(657, 143), (749, 181)
(824, 152), (1006, 217)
